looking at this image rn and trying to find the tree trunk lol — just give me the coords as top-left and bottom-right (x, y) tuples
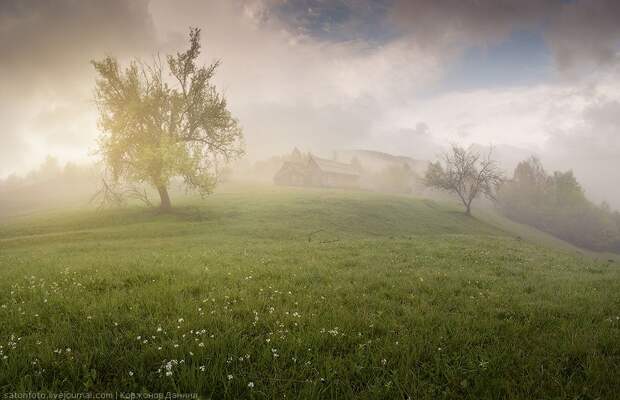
(157, 185), (172, 211)
(465, 203), (471, 216)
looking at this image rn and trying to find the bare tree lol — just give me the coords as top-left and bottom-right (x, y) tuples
(425, 145), (504, 215)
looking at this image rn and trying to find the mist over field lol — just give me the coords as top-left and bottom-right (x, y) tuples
(1, 1), (620, 398)
(3, 0), (620, 207)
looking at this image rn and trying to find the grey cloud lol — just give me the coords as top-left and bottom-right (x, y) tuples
(549, 100), (620, 161)
(388, 0), (620, 72)
(545, 99), (620, 207)
(388, 0), (557, 50)
(0, 0), (156, 75)
(547, 0), (620, 72)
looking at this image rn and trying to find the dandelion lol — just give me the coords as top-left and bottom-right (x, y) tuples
(227, 374), (233, 380)
(178, 318), (184, 323)
(248, 382), (254, 388)
(381, 359), (387, 365)
(157, 327), (163, 332)
(129, 371), (134, 376)
(199, 365), (206, 372)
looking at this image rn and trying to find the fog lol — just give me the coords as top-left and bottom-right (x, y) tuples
(1, 0), (620, 209)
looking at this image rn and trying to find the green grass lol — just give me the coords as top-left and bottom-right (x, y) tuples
(1, 186), (619, 399)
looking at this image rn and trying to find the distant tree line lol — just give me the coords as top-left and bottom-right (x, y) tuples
(0, 156), (97, 191)
(498, 157), (620, 253)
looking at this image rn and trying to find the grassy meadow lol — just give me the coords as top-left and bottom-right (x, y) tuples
(1, 186), (619, 398)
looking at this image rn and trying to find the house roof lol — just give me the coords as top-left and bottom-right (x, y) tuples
(311, 156), (360, 177)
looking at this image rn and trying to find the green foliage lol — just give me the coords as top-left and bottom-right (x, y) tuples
(92, 28), (243, 209)
(499, 157), (620, 253)
(1, 187), (619, 398)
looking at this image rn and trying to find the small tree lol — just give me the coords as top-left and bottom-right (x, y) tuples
(425, 145), (503, 215)
(92, 28), (243, 211)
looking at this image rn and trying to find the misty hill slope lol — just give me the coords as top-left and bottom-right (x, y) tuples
(0, 186), (501, 242)
(1, 186), (619, 398)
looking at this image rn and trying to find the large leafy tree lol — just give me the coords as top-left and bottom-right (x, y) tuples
(92, 28), (243, 210)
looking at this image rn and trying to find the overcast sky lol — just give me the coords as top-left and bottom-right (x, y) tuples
(1, 0), (620, 206)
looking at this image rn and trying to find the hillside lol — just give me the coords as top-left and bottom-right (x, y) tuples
(1, 186), (619, 398)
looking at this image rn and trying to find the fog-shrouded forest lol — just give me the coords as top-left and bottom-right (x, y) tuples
(2, 1), (620, 399)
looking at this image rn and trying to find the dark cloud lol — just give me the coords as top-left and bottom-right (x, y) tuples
(547, 0), (620, 72)
(388, 0), (557, 50)
(388, 0), (620, 72)
(0, 0), (156, 73)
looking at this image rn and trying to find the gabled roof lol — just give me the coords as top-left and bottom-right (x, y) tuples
(310, 156), (359, 177)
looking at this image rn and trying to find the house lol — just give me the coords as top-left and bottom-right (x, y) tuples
(274, 153), (360, 188)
